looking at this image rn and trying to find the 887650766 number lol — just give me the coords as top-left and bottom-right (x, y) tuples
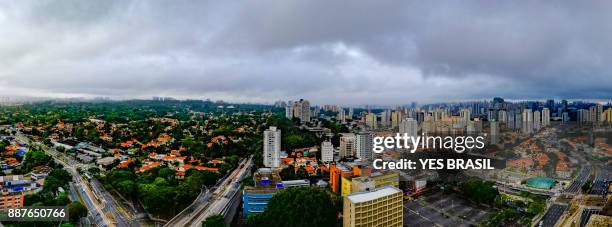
(0, 206), (69, 222)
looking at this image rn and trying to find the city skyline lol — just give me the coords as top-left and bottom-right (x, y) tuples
(1, 1), (612, 104)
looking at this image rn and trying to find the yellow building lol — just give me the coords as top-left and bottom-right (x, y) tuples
(342, 171), (400, 196)
(365, 113), (377, 129)
(604, 108), (612, 123)
(371, 171), (399, 188)
(351, 177), (376, 194)
(343, 186), (403, 227)
(341, 176), (353, 196)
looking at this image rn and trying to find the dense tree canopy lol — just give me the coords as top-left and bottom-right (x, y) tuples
(67, 201), (88, 223)
(202, 214), (225, 227)
(249, 187), (339, 227)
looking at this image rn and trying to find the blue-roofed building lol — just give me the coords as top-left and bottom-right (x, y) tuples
(242, 168), (312, 217)
(242, 188), (276, 217)
(15, 149), (27, 156)
(242, 168), (281, 217)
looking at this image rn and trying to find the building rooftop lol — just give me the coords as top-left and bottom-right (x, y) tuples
(347, 186), (401, 203)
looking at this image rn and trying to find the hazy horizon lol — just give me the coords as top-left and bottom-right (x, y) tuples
(1, 1), (612, 105)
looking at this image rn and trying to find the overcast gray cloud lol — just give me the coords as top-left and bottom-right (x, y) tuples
(0, 0), (611, 105)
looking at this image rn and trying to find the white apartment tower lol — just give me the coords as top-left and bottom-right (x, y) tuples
(533, 110), (541, 131)
(285, 101), (294, 119)
(522, 109), (533, 134)
(321, 141), (334, 162)
(355, 133), (373, 160)
(263, 126), (281, 168)
(498, 110), (507, 124)
(460, 108), (471, 126)
(337, 108), (346, 122)
(399, 118), (418, 138)
(542, 108), (551, 127)
(490, 121), (499, 145)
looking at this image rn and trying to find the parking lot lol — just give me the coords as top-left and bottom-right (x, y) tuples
(404, 191), (492, 226)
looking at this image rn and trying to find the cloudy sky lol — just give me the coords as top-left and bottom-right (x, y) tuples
(1, 1), (611, 105)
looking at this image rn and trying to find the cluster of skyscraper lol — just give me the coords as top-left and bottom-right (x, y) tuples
(336, 132), (374, 160)
(283, 99), (311, 123)
(275, 98), (612, 158)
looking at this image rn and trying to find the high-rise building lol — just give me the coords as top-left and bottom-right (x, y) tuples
(391, 111), (401, 129)
(514, 112), (522, 130)
(292, 99), (311, 123)
(562, 112), (570, 122)
(339, 133), (356, 158)
(546, 99), (555, 111)
(415, 111), (425, 123)
(263, 126), (281, 168)
(542, 108), (551, 127)
(603, 108), (612, 123)
(498, 110), (507, 124)
(487, 110), (497, 121)
(355, 133), (373, 160)
(321, 141), (334, 162)
(578, 109), (591, 123)
(593, 104), (604, 124)
(522, 109), (533, 134)
(466, 121), (476, 135)
(533, 110), (541, 131)
(460, 108), (471, 124)
(365, 113), (377, 129)
(490, 121), (499, 145)
(348, 107), (354, 120)
(285, 101), (294, 119)
(561, 100), (568, 111)
(507, 110), (515, 130)
(343, 186), (403, 227)
(337, 108), (346, 122)
(380, 110), (391, 128)
(399, 118), (418, 138)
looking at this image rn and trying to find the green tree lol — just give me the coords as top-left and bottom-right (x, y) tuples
(527, 201), (545, 215)
(67, 201), (88, 223)
(202, 214), (225, 227)
(279, 165), (296, 181)
(158, 167), (176, 180)
(295, 166), (309, 179)
(255, 187), (338, 227)
(460, 179), (499, 204)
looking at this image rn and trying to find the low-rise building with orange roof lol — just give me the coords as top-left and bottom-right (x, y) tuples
(207, 159), (224, 165)
(195, 166), (218, 172)
(535, 153), (549, 170)
(116, 159), (133, 169)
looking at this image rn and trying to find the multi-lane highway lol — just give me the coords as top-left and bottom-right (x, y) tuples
(188, 156), (252, 227)
(589, 168), (610, 196)
(15, 133), (118, 227)
(165, 156), (253, 227)
(565, 166), (592, 193)
(539, 204), (568, 227)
